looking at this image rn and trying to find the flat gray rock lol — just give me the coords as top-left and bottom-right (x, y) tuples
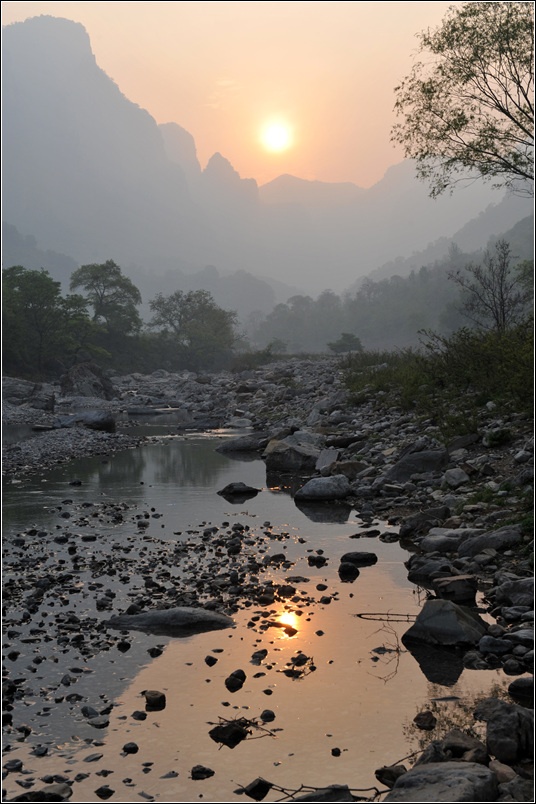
(402, 599), (488, 646)
(105, 606), (234, 637)
(384, 761), (498, 801)
(295, 474), (351, 500)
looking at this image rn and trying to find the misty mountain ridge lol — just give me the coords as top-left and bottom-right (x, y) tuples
(2, 14), (531, 300)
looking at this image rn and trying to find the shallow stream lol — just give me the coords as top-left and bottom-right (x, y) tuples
(2, 430), (510, 802)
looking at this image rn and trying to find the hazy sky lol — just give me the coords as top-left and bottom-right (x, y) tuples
(2, 1), (461, 186)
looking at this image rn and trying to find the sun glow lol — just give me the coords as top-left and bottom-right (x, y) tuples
(260, 121), (293, 152)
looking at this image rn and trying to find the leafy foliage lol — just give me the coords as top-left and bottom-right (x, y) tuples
(149, 289), (238, 370)
(70, 260), (142, 336)
(2, 266), (96, 377)
(392, 2), (534, 196)
(449, 239), (533, 332)
(328, 332), (363, 354)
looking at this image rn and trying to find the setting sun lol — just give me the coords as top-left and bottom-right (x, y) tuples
(260, 121), (293, 153)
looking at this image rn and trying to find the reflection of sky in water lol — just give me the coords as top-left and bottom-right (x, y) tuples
(2, 436), (512, 802)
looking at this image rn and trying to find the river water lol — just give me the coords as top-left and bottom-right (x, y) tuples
(2, 429), (509, 802)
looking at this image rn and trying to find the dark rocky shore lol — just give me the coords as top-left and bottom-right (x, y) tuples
(2, 359), (534, 802)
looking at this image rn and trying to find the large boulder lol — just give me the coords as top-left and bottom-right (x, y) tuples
(384, 761), (498, 802)
(60, 362), (115, 400)
(402, 599), (488, 647)
(263, 439), (320, 472)
(419, 528), (483, 554)
(216, 432), (271, 453)
(383, 449), (449, 483)
(490, 576), (534, 608)
(294, 474), (351, 501)
(457, 525), (523, 558)
(473, 697), (534, 765)
(105, 606), (234, 637)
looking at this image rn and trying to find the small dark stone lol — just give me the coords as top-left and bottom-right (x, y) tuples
(260, 709), (275, 723)
(225, 669), (246, 693)
(191, 764), (215, 780)
(209, 721), (249, 749)
(413, 710), (437, 731)
(131, 710), (147, 721)
(95, 785), (115, 800)
(338, 562), (360, 582)
(243, 777), (273, 801)
(122, 742), (139, 754)
(205, 655), (218, 667)
(143, 690), (166, 711)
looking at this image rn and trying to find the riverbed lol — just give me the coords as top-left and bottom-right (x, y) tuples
(2, 431), (511, 803)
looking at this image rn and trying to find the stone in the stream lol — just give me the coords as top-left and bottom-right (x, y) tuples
(294, 475), (351, 501)
(508, 676), (533, 707)
(338, 562), (360, 582)
(105, 606), (234, 637)
(241, 777), (273, 801)
(122, 742), (139, 754)
(209, 720), (249, 748)
(473, 697), (534, 764)
(217, 482), (260, 501)
(260, 709), (275, 722)
(9, 782), (73, 801)
(413, 710), (437, 731)
(293, 786), (356, 802)
(191, 764), (215, 780)
(383, 761), (497, 802)
(375, 765), (407, 788)
(402, 600), (487, 646)
(143, 690), (166, 711)
(432, 575), (478, 605)
(94, 785), (115, 800)
(225, 669), (246, 693)
(339, 551), (377, 567)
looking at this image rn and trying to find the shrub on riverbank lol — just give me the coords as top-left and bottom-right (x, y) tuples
(343, 323), (534, 432)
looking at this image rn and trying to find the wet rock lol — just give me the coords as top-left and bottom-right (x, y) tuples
(420, 527), (482, 554)
(225, 669), (246, 693)
(191, 764), (215, 780)
(339, 551), (377, 567)
(490, 577), (533, 608)
(9, 782), (73, 801)
(473, 697), (534, 764)
(122, 742), (139, 754)
(398, 506), (450, 539)
(60, 362), (115, 400)
(209, 720), (249, 748)
(105, 606), (234, 637)
(143, 690), (166, 711)
(216, 433), (270, 453)
(406, 555), (456, 588)
(457, 524), (523, 558)
(294, 786), (357, 802)
(57, 411), (116, 433)
(507, 676), (533, 707)
(295, 474), (351, 501)
(375, 765), (407, 788)
(433, 575), (478, 605)
(384, 761), (497, 801)
(241, 777), (273, 801)
(383, 449), (449, 483)
(217, 482), (260, 500)
(415, 729), (487, 764)
(413, 710), (437, 731)
(338, 562), (360, 582)
(94, 785), (115, 800)
(402, 600), (488, 646)
(263, 439), (320, 472)
(260, 709), (275, 722)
